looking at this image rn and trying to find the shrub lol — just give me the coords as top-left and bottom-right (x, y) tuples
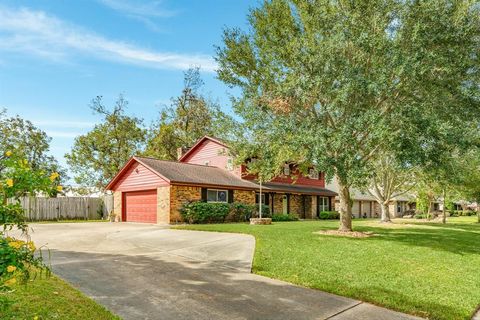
(271, 213), (299, 221)
(181, 202), (272, 223)
(251, 204), (271, 219)
(227, 202), (257, 222)
(0, 151), (58, 289)
(414, 214), (427, 219)
(179, 202), (230, 224)
(319, 211), (340, 220)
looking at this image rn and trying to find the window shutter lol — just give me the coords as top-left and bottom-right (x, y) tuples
(286, 194), (290, 213)
(201, 188), (207, 202)
(228, 190), (234, 203)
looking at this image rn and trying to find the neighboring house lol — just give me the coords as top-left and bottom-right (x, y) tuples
(326, 178), (415, 218)
(106, 136), (337, 224)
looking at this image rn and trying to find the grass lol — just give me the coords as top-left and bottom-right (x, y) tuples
(176, 217), (480, 320)
(0, 274), (119, 320)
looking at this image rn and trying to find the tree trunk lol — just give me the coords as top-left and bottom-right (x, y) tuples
(477, 199), (480, 224)
(380, 202), (391, 223)
(442, 188), (447, 224)
(338, 181), (352, 232)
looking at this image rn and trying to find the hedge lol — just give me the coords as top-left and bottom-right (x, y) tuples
(318, 211), (340, 220)
(271, 213), (299, 221)
(180, 201), (271, 224)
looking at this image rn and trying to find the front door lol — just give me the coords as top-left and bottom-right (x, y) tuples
(282, 195), (288, 214)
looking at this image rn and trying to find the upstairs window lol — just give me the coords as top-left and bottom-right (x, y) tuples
(308, 168), (319, 179)
(207, 189), (228, 203)
(226, 157), (233, 170)
(283, 164), (290, 176)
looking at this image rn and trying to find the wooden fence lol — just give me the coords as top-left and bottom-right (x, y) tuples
(12, 195), (114, 221)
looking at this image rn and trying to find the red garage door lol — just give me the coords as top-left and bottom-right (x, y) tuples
(123, 190), (157, 223)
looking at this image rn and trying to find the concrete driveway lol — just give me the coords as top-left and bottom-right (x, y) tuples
(21, 222), (421, 320)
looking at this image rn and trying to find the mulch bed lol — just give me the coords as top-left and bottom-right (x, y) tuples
(314, 230), (375, 238)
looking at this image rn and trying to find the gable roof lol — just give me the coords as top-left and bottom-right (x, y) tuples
(106, 155), (337, 196)
(178, 136), (228, 162)
(135, 156), (257, 189)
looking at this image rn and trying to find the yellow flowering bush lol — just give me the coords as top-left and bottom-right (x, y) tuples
(1, 151), (56, 289)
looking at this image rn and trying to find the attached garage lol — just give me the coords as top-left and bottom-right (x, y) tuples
(123, 190), (157, 223)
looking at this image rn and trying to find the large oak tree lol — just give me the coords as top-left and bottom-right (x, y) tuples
(65, 95), (146, 189)
(216, 0), (480, 231)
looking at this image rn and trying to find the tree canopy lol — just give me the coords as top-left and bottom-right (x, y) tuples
(216, 0), (480, 231)
(65, 95), (146, 189)
(144, 67), (235, 160)
(0, 109), (65, 180)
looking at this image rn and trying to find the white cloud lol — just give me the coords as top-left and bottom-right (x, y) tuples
(98, 0), (176, 33)
(0, 6), (216, 71)
(99, 0), (175, 18)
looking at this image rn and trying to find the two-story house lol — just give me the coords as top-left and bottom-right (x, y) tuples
(106, 136), (337, 224)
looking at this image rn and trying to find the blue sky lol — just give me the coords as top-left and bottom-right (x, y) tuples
(0, 0), (256, 178)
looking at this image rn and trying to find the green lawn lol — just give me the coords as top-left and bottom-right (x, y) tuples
(0, 275), (119, 320)
(176, 217), (480, 320)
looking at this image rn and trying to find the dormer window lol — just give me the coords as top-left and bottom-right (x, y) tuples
(308, 168), (319, 179)
(283, 164), (290, 176)
(226, 157), (233, 170)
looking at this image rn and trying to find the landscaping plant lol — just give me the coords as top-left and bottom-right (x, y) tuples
(0, 151), (60, 290)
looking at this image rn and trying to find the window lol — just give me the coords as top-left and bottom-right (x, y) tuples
(255, 193), (266, 204)
(226, 157), (233, 171)
(308, 168), (319, 179)
(318, 197), (329, 213)
(207, 189), (228, 203)
(283, 164), (290, 176)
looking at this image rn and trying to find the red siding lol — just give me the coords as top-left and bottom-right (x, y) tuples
(111, 161), (169, 192)
(242, 166), (325, 187)
(180, 139), (241, 176)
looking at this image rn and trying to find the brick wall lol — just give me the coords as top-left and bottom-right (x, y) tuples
(113, 191), (122, 221)
(289, 194), (303, 215)
(309, 196), (317, 219)
(170, 185), (201, 223)
(234, 190), (255, 204)
(272, 193), (284, 214)
(157, 186), (170, 224)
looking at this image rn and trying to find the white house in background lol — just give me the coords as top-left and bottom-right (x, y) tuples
(325, 178), (415, 218)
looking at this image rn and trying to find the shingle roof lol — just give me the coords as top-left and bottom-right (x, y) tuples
(262, 182), (338, 196)
(133, 156), (337, 196)
(135, 156), (258, 189)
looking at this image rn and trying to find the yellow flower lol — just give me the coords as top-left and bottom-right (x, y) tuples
(8, 240), (24, 249)
(56, 185), (63, 192)
(6, 179), (13, 187)
(27, 241), (36, 252)
(5, 150), (12, 157)
(6, 265), (16, 273)
(49, 172), (59, 181)
(4, 277), (16, 286)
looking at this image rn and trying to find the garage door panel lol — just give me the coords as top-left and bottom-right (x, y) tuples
(124, 190), (157, 223)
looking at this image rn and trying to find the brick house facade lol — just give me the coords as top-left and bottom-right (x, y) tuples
(106, 136), (337, 224)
